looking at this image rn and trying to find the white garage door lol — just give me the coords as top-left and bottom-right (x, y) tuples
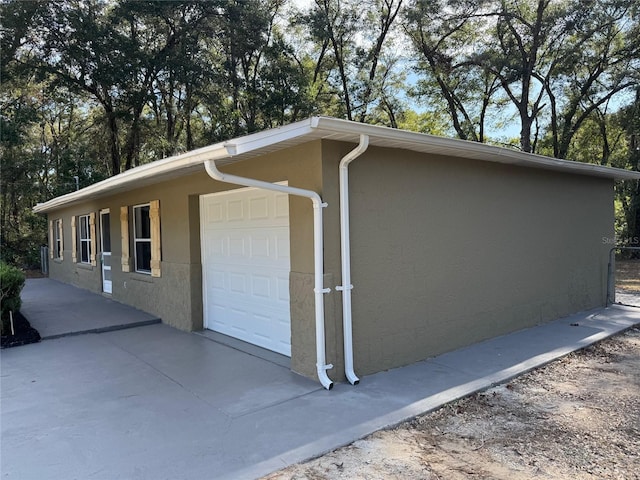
(200, 186), (291, 356)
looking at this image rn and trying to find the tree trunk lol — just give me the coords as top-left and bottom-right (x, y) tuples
(105, 107), (121, 176)
(124, 114), (142, 171)
(520, 109), (533, 153)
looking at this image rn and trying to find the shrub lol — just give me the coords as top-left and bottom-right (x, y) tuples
(1, 262), (26, 334)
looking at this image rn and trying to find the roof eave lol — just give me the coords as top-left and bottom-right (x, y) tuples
(33, 143), (232, 213)
(32, 116), (640, 214)
(311, 117), (640, 181)
(32, 120), (322, 214)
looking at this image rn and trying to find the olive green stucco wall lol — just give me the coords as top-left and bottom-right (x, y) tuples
(46, 141), (323, 341)
(45, 138), (614, 382)
(319, 141), (614, 376)
(46, 200), (105, 295)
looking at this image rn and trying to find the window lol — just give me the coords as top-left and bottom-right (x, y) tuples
(71, 213), (97, 266)
(54, 219), (63, 259)
(78, 215), (92, 264)
(133, 204), (152, 273)
(123, 201), (161, 277)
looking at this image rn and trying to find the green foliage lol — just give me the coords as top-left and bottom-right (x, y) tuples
(395, 110), (450, 137)
(404, 0), (639, 154)
(0, 0), (638, 265)
(296, 0), (405, 123)
(613, 89), (640, 242)
(0, 262), (26, 326)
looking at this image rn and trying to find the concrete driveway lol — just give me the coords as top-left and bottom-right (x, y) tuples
(1, 324), (321, 480)
(2, 280), (640, 479)
(20, 278), (160, 339)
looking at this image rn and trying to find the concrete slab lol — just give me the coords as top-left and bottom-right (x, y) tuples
(20, 279), (160, 339)
(2, 305), (639, 480)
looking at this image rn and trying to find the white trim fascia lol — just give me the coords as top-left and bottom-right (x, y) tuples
(223, 121), (316, 155)
(33, 143), (231, 213)
(311, 117), (640, 181)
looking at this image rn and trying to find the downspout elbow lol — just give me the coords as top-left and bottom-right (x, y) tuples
(340, 135), (370, 170)
(317, 363), (334, 390)
(204, 159), (224, 182)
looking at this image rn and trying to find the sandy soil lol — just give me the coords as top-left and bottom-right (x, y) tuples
(616, 260), (640, 293)
(615, 260), (640, 308)
(263, 327), (640, 480)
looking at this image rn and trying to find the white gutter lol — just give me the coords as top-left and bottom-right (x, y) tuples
(310, 117), (640, 181)
(204, 155), (335, 390)
(335, 135), (370, 385)
(33, 116), (640, 214)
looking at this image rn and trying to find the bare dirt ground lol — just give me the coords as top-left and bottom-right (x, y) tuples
(616, 260), (640, 307)
(264, 326), (640, 480)
(23, 268), (47, 279)
(616, 260), (640, 293)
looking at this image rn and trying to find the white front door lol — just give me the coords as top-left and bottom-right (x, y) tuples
(200, 186), (291, 356)
(100, 210), (112, 294)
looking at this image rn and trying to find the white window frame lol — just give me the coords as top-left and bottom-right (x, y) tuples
(54, 219), (63, 259)
(78, 214), (92, 264)
(133, 203), (152, 274)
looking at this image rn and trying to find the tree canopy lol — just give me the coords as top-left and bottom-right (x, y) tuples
(1, 0), (639, 266)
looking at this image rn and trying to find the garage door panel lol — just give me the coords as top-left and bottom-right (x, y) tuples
(218, 275), (288, 299)
(213, 295), (288, 316)
(228, 236), (246, 258)
(277, 276), (289, 302)
(204, 191), (289, 224)
(210, 308), (291, 352)
(209, 305), (246, 331)
(211, 282), (288, 309)
(249, 196), (269, 220)
(251, 274), (272, 299)
(205, 202), (224, 223)
(275, 194), (289, 218)
(250, 235), (271, 259)
(229, 272), (248, 294)
(201, 186), (291, 357)
(209, 237), (226, 257)
(276, 235), (290, 261)
(209, 269), (226, 291)
(227, 199), (244, 221)
(205, 230), (288, 267)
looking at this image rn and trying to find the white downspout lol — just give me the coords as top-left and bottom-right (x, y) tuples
(336, 134), (369, 385)
(204, 158), (335, 390)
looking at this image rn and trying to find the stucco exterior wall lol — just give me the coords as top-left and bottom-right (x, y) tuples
(46, 201), (105, 294)
(44, 138), (615, 383)
(320, 142), (614, 376)
(46, 141), (323, 342)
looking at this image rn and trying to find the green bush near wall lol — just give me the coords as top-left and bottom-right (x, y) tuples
(0, 262), (26, 334)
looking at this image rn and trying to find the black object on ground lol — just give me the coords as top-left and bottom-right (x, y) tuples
(1, 311), (41, 349)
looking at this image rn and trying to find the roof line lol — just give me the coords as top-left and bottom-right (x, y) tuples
(33, 116), (639, 213)
(33, 143), (231, 213)
(311, 117), (640, 181)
